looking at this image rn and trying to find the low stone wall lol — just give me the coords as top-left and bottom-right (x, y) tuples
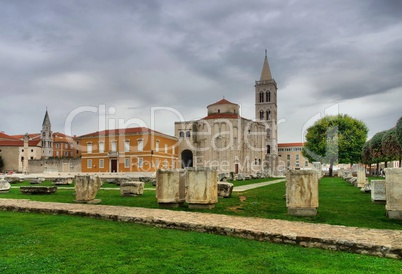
(28, 158), (82, 173)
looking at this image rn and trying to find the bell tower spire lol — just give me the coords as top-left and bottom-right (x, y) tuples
(41, 109), (53, 159)
(254, 50), (278, 175)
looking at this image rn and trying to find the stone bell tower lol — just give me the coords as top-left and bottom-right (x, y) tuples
(255, 50), (278, 175)
(41, 109), (53, 159)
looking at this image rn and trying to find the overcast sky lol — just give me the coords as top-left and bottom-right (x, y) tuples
(1, 0), (401, 143)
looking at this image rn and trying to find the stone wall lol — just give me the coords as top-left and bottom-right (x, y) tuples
(28, 158), (82, 173)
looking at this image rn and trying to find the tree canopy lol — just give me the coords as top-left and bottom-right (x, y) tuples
(369, 130), (387, 165)
(302, 114), (368, 176)
(396, 116), (402, 149)
(382, 127), (402, 163)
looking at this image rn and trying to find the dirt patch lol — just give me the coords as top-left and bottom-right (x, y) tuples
(239, 196), (247, 202)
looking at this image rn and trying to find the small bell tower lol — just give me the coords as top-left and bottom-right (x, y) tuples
(41, 109), (53, 158)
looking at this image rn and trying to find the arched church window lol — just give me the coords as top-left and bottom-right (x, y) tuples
(267, 128), (271, 138)
(259, 110), (264, 120)
(267, 145), (271, 154)
(179, 131), (184, 138)
(218, 109), (220, 113)
(186, 131), (191, 138)
(266, 110), (271, 120)
(259, 92), (264, 103)
(267, 91), (271, 102)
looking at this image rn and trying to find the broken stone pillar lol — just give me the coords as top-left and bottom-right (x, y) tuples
(343, 169), (352, 179)
(286, 170), (319, 216)
(156, 169), (185, 208)
(74, 175), (102, 203)
(218, 182), (234, 198)
(357, 164), (367, 188)
(185, 167), (218, 209)
(0, 179), (11, 193)
(337, 168), (344, 177)
(312, 162), (323, 179)
(120, 181), (144, 196)
(371, 180), (386, 203)
(385, 168), (402, 219)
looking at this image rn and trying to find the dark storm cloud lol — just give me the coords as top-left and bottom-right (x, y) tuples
(0, 0), (401, 140)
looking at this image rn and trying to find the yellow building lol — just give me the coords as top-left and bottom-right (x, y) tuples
(278, 142), (312, 170)
(77, 127), (178, 173)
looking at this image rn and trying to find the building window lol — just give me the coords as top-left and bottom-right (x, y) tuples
(56, 143), (60, 149)
(30, 157), (33, 160)
(138, 139), (143, 151)
(296, 154), (300, 160)
(296, 161), (300, 167)
(179, 131), (184, 138)
(186, 131), (191, 138)
(87, 143), (92, 154)
(31, 149), (33, 152)
(155, 158), (159, 168)
(287, 155), (290, 160)
(99, 159), (104, 168)
(65, 144), (68, 149)
(218, 109), (220, 113)
(87, 159), (92, 169)
(164, 144), (168, 153)
(155, 140), (160, 152)
(259, 110), (264, 120)
(259, 91), (264, 102)
(266, 110), (271, 120)
(138, 158), (143, 168)
(64, 152), (68, 156)
(267, 145), (271, 154)
(124, 140), (130, 152)
(305, 161), (309, 167)
(267, 91), (271, 102)
(111, 141), (117, 152)
(124, 158), (130, 168)
(99, 141), (105, 153)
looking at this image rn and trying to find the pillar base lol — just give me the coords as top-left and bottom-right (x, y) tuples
(387, 210), (402, 220)
(158, 202), (184, 208)
(288, 207), (317, 217)
(188, 203), (215, 209)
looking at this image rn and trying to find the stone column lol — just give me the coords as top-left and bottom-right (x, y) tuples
(74, 175), (102, 203)
(185, 167), (218, 209)
(286, 170), (319, 216)
(371, 180), (386, 203)
(156, 169), (186, 208)
(356, 164), (366, 188)
(385, 168), (402, 219)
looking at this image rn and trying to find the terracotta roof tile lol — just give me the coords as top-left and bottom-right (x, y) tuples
(207, 99), (238, 107)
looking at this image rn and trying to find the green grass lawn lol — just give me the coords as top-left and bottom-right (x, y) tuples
(1, 210), (400, 274)
(4, 177), (401, 230)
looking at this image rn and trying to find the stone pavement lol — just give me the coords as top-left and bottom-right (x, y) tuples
(0, 198), (401, 259)
(233, 179), (284, 192)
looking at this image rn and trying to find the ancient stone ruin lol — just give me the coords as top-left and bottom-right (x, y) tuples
(286, 170), (319, 216)
(217, 182), (234, 198)
(384, 168), (402, 220)
(185, 167), (218, 209)
(0, 179), (11, 194)
(371, 180), (386, 203)
(356, 164), (367, 188)
(120, 181), (144, 196)
(74, 175), (102, 203)
(156, 169), (186, 208)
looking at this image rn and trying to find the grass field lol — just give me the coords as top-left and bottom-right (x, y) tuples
(1, 211), (401, 273)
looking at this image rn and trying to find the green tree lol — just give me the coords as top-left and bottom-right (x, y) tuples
(396, 116), (402, 149)
(302, 114), (368, 176)
(369, 130), (387, 173)
(361, 141), (372, 173)
(382, 127), (402, 167)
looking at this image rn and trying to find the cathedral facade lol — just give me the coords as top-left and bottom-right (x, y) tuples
(175, 52), (278, 176)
